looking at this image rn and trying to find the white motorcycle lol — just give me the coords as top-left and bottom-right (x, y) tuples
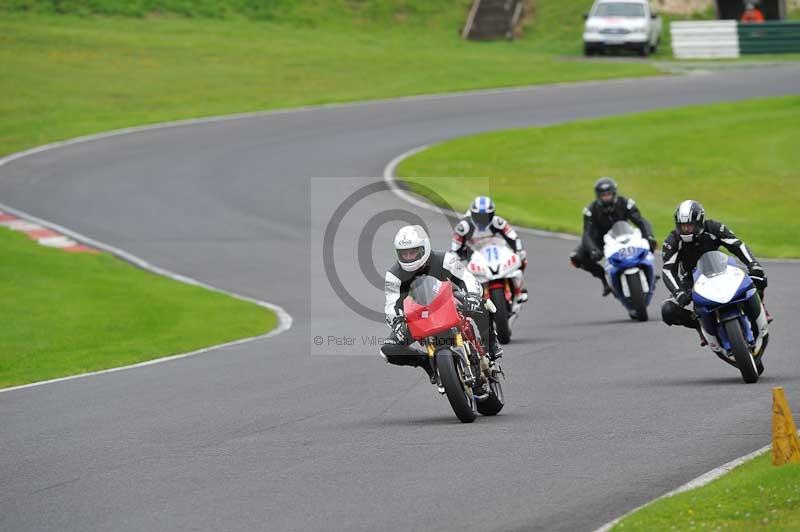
(466, 238), (524, 344)
(602, 221), (657, 321)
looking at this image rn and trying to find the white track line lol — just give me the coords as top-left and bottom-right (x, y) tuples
(593, 443), (772, 531)
(0, 74), (680, 175)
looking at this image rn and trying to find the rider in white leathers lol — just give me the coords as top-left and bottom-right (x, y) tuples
(450, 196), (528, 304)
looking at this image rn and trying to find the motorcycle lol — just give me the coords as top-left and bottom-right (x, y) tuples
(602, 221), (656, 321)
(692, 251), (769, 383)
(403, 275), (505, 423)
(466, 238), (524, 344)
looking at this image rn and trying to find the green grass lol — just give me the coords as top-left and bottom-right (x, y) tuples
(613, 452), (800, 531)
(398, 96), (800, 258)
(0, 228), (277, 388)
(3, 0), (795, 158)
(0, 9), (662, 157)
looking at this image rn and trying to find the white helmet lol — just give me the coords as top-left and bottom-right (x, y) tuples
(394, 225), (431, 273)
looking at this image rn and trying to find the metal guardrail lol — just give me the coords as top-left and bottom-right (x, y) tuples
(671, 21), (740, 58)
(671, 20), (800, 58)
(738, 21), (800, 54)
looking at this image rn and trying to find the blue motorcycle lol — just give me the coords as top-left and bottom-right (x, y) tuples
(693, 251), (769, 383)
(602, 221), (656, 321)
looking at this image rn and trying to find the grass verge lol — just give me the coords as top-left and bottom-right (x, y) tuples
(0, 228), (277, 388)
(613, 452), (800, 531)
(398, 96), (800, 258)
(0, 9), (662, 157)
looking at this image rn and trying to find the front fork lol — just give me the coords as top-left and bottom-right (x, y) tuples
(426, 333), (476, 388)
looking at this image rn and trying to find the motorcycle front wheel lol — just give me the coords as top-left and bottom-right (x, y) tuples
(436, 348), (477, 423)
(723, 320), (759, 383)
(626, 272), (648, 322)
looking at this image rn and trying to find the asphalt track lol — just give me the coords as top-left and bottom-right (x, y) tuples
(2, 67), (800, 532)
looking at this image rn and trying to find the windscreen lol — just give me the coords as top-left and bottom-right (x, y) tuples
(408, 275), (443, 306)
(697, 251), (729, 277)
(594, 3), (646, 16)
(607, 221), (635, 239)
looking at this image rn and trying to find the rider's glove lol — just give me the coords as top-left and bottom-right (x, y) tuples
(589, 248), (604, 262)
(390, 316), (410, 344)
(647, 236), (658, 253)
(748, 262), (767, 291)
(463, 293), (484, 313)
(675, 290), (692, 307)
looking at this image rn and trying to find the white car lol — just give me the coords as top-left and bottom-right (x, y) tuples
(583, 0), (662, 56)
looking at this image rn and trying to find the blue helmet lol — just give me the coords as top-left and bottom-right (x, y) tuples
(469, 196), (495, 230)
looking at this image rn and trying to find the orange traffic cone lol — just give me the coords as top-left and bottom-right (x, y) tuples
(772, 387), (800, 466)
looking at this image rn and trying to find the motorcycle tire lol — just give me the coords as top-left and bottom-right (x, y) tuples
(490, 287), (511, 344)
(626, 272), (648, 322)
(723, 320), (759, 383)
(436, 348), (477, 423)
(477, 375), (505, 416)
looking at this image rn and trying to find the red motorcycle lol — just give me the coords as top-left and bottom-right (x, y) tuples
(403, 275), (505, 423)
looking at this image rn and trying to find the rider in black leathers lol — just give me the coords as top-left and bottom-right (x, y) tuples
(660, 199), (770, 331)
(570, 177), (657, 295)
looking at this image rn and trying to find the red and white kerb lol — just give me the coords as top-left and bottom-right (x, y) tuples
(0, 211), (97, 253)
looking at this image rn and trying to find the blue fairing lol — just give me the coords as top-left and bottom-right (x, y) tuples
(693, 257), (758, 349)
(605, 248), (655, 310)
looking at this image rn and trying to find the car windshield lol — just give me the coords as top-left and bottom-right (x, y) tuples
(697, 251), (729, 277)
(593, 3), (645, 16)
(607, 221), (635, 239)
(408, 275), (443, 306)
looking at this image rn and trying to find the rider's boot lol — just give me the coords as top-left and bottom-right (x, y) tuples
(696, 325), (709, 347)
(516, 287), (528, 303)
(421, 359), (436, 385)
(590, 266), (612, 297)
(487, 331), (504, 361)
(601, 278), (612, 297)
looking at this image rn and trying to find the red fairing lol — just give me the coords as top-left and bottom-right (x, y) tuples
(404, 282), (461, 339)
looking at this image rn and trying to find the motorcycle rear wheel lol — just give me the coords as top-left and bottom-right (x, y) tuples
(723, 320), (759, 383)
(477, 375), (504, 416)
(436, 349), (477, 423)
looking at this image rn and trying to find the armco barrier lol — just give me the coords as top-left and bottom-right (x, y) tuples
(739, 21), (800, 54)
(672, 20), (800, 58)
(671, 21), (740, 58)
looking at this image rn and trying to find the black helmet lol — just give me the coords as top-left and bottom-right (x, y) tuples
(594, 177), (617, 210)
(674, 200), (705, 243)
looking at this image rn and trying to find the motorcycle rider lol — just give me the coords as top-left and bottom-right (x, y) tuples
(570, 177), (657, 296)
(381, 225), (504, 382)
(451, 196), (528, 303)
(661, 200), (771, 336)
